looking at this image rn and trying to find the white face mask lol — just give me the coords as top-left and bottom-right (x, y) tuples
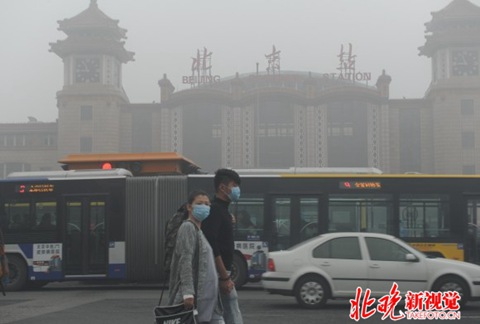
(222, 184), (241, 202)
(192, 204), (210, 222)
(229, 186), (241, 202)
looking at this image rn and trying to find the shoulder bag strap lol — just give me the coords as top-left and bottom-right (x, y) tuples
(158, 220), (200, 306)
(188, 220), (200, 306)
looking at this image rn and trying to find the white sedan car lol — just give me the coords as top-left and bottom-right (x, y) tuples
(262, 232), (480, 308)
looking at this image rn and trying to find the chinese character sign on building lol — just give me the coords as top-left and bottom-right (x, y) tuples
(182, 47), (221, 86)
(323, 43), (371, 82)
(265, 45), (281, 75)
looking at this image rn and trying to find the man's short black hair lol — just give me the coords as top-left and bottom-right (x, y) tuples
(214, 168), (241, 191)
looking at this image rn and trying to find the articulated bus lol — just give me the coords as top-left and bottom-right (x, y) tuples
(1, 169), (480, 290)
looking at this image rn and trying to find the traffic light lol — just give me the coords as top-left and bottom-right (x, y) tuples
(100, 161), (142, 174)
(101, 162), (113, 170)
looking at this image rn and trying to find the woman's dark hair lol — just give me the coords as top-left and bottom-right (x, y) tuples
(214, 168), (241, 191)
(187, 190), (209, 204)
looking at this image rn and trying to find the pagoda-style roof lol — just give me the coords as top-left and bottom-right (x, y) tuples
(419, 0), (480, 56)
(50, 0), (134, 62)
(58, 0), (126, 39)
(430, 0), (480, 22)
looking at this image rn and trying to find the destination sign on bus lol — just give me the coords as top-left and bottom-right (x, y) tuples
(15, 184), (55, 194)
(339, 181), (382, 189)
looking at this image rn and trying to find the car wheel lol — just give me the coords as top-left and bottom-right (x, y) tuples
(231, 254), (247, 289)
(5, 255), (28, 291)
(433, 275), (470, 308)
(294, 275), (330, 309)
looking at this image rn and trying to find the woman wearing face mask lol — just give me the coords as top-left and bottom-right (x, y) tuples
(168, 190), (224, 324)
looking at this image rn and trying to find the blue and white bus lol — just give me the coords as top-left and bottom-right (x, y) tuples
(0, 169), (130, 290)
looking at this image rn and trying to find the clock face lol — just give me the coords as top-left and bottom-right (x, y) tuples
(75, 57), (101, 83)
(452, 50), (479, 76)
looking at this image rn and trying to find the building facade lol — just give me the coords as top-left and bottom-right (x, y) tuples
(419, 0), (480, 174)
(0, 0), (479, 176)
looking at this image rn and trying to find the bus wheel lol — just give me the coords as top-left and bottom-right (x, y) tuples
(231, 254), (247, 288)
(6, 255), (28, 291)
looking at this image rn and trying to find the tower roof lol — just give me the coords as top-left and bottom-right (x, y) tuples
(50, 0), (134, 62)
(419, 0), (480, 57)
(57, 0), (126, 39)
(430, 0), (480, 21)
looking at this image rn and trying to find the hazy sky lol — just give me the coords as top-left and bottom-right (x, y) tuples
(1, 0), (478, 123)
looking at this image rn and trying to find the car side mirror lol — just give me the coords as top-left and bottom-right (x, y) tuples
(405, 253), (418, 262)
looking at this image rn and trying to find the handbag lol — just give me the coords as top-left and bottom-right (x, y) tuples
(153, 303), (197, 324)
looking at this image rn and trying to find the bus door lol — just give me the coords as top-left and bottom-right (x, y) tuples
(466, 198), (480, 263)
(270, 195), (322, 251)
(63, 196), (108, 276)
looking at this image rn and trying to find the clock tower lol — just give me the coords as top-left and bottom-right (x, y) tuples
(419, 0), (480, 173)
(50, 0), (134, 159)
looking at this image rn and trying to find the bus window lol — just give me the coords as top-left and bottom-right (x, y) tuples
(4, 201), (31, 232)
(399, 195), (450, 238)
(66, 201), (82, 271)
(35, 201), (56, 229)
(36, 213), (55, 230)
(300, 198), (319, 241)
(272, 198), (291, 250)
(234, 196), (264, 241)
(467, 198), (480, 263)
(89, 201), (106, 266)
(328, 195), (393, 234)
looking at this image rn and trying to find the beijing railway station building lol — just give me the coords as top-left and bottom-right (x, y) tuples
(1, 0), (480, 176)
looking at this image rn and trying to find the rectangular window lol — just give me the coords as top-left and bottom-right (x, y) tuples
(365, 237), (411, 262)
(399, 195), (450, 238)
(272, 197), (291, 250)
(44, 135), (55, 146)
(313, 237), (361, 260)
(3, 200), (58, 242)
(300, 198), (319, 241)
(212, 128), (221, 138)
(462, 131), (475, 149)
(35, 201), (57, 231)
(329, 195), (394, 234)
(461, 99), (474, 116)
(80, 137), (93, 152)
(6, 135), (14, 147)
(4, 201), (31, 232)
(80, 105), (93, 121)
(234, 196), (264, 242)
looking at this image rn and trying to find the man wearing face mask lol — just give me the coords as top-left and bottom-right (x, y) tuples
(202, 168), (243, 324)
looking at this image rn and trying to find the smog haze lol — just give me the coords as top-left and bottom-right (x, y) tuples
(1, 0), (478, 122)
